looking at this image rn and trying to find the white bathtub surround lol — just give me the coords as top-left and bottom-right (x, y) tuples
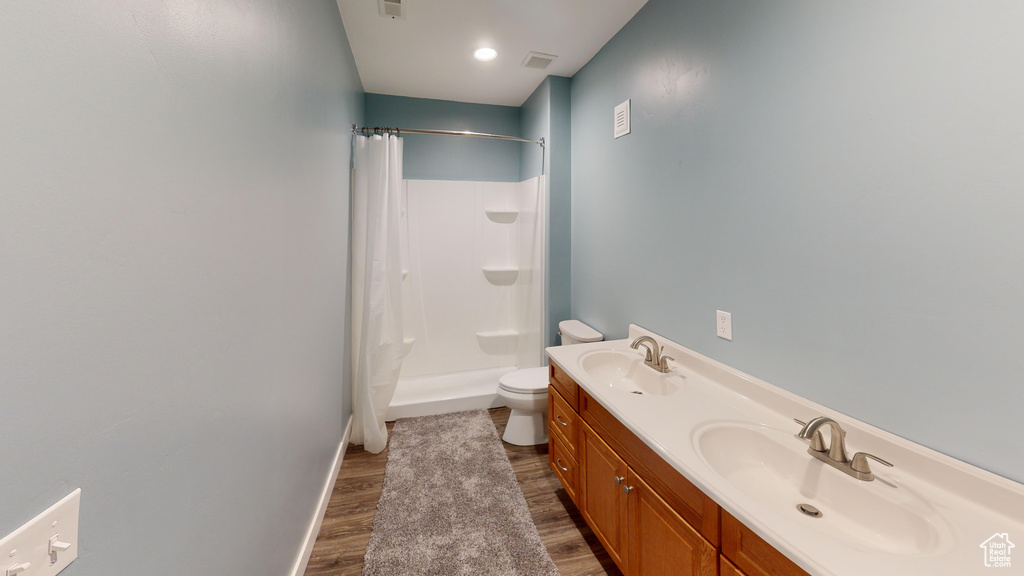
(547, 325), (1024, 576)
(386, 366), (509, 421)
(512, 176), (546, 369)
(351, 134), (407, 454)
(393, 177), (545, 415)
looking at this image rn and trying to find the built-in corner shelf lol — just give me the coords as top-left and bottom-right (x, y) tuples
(402, 337), (415, 357)
(475, 330), (519, 354)
(485, 210), (518, 224)
(482, 267), (519, 286)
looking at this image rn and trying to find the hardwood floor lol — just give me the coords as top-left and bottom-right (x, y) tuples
(304, 407), (621, 576)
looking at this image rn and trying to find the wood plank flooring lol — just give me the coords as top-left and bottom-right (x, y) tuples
(304, 407), (621, 576)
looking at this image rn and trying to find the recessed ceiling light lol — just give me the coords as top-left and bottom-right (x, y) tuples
(473, 47), (497, 62)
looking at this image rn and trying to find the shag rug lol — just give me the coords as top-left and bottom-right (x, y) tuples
(362, 409), (560, 576)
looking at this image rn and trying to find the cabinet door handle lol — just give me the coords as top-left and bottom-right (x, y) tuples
(614, 475), (625, 485)
(555, 458), (569, 472)
(555, 414), (570, 427)
(622, 485), (634, 495)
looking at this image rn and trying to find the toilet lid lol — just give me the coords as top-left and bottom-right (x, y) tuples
(498, 367), (549, 394)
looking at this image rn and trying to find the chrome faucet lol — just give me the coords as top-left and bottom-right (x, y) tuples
(795, 417), (893, 481)
(630, 336), (673, 373)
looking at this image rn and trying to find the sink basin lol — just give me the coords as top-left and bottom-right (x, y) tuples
(693, 422), (954, 556)
(578, 349), (684, 396)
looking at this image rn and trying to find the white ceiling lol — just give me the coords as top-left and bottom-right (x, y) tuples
(337, 0), (648, 107)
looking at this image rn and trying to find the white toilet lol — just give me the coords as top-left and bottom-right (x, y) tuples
(498, 320), (603, 446)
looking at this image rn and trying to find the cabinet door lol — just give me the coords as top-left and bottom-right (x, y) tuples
(720, 557), (747, 576)
(580, 421), (629, 572)
(721, 511), (810, 576)
(626, 470), (718, 576)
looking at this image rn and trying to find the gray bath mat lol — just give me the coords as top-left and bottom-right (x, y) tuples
(362, 409), (560, 576)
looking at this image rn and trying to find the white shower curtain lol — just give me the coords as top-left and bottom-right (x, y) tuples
(350, 134), (405, 454)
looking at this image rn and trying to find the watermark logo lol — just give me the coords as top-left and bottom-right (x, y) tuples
(980, 533), (1014, 568)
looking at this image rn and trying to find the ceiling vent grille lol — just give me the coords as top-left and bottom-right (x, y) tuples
(378, 0), (405, 19)
(521, 52), (557, 70)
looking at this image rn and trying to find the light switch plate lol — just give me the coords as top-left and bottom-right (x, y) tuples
(0, 489), (80, 576)
(717, 310), (732, 340)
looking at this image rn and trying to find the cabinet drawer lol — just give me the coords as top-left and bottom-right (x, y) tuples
(549, 362), (579, 410)
(722, 510), (810, 576)
(549, 433), (579, 505)
(581, 390), (720, 545)
(549, 385), (579, 459)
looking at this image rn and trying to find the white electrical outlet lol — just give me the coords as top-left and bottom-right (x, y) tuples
(717, 310), (732, 341)
(0, 489), (80, 576)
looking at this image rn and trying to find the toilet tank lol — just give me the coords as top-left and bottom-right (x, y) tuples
(558, 320), (603, 346)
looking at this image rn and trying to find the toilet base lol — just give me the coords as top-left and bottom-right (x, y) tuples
(502, 408), (549, 446)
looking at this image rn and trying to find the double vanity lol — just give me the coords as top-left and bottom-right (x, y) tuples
(546, 325), (1024, 576)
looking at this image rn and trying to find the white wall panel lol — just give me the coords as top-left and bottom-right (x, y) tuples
(401, 180), (515, 377)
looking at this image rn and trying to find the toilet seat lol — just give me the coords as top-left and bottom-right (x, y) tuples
(498, 366), (549, 394)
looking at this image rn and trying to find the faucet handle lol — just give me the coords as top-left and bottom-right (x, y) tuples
(658, 356), (674, 372)
(793, 418), (827, 452)
(851, 452), (893, 474)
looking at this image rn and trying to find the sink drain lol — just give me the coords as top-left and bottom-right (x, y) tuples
(797, 503), (822, 518)
(631, 391), (643, 395)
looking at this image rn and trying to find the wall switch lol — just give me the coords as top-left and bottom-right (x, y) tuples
(0, 489), (80, 576)
(717, 310), (732, 341)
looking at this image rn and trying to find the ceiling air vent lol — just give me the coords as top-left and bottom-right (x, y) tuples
(521, 52), (557, 70)
(378, 0), (405, 19)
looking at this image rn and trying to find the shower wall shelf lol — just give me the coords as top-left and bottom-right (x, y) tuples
(482, 267), (519, 285)
(402, 337), (415, 357)
(485, 210), (518, 224)
(475, 330), (519, 355)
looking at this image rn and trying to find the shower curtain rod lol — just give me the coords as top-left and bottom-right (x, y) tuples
(352, 124), (544, 147)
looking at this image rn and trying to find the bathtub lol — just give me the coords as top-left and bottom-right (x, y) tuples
(384, 366), (514, 421)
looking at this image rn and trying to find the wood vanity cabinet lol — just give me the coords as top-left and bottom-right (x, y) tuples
(548, 363), (809, 576)
(548, 385), (580, 505)
(720, 557), (746, 576)
(579, 422), (630, 568)
(627, 466), (718, 576)
(721, 510), (809, 576)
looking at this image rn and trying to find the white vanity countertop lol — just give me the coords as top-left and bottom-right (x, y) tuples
(546, 324), (1024, 576)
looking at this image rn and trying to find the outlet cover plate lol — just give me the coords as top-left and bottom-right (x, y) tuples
(0, 489), (80, 576)
(717, 310), (732, 341)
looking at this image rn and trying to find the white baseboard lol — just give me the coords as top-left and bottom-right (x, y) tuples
(289, 415), (352, 576)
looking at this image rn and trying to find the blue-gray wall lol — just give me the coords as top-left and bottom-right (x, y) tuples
(364, 93), (521, 182)
(0, 2), (363, 574)
(522, 77), (573, 346)
(571, 0), (1024, 482)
